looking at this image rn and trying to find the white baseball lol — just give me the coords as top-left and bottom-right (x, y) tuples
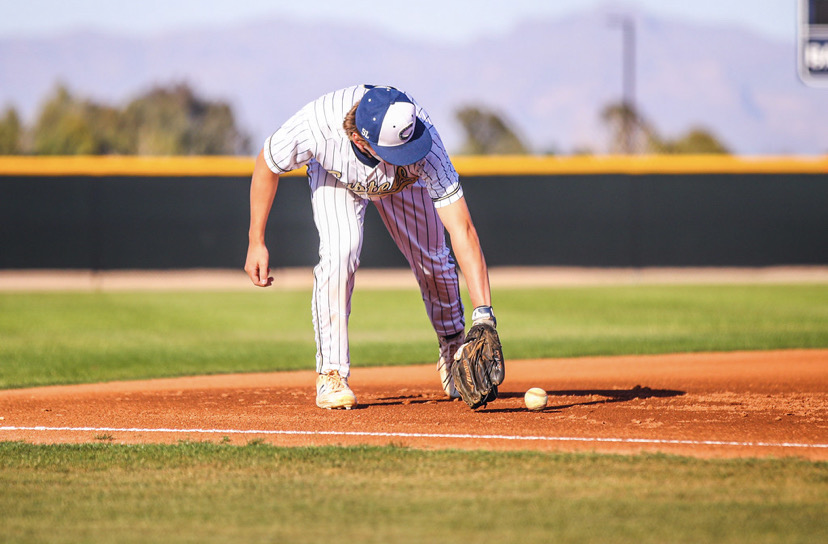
(524, 387), (548, 411)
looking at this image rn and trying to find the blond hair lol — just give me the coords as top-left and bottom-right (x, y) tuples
(343, 102), (368, 146)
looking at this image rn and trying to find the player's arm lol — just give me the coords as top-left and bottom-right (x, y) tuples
(435, 196), (491, 308)
(244, 149), (280, 287)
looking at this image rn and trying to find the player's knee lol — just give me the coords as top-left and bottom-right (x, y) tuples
(316, 252), (360, 279)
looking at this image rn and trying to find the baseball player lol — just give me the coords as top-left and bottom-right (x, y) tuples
(244, 85), (496, 409)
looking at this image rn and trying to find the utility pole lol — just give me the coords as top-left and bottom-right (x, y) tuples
(609, 16), (637, 154)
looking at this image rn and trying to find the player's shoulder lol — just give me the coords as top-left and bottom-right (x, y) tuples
(308, 85), (369, 110)
(295, 86), (365, 129)
(310, 84), (425, 111)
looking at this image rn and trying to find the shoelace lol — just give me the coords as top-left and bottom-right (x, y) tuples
(320, 371), (348, 392)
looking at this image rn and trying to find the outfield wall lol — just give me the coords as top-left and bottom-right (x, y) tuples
(1, 156), (826, 269)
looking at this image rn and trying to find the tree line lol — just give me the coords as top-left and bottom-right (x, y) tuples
(0, 83), (729, 156)
(0, 83), (250, 155)
(455, 103), (729, 155)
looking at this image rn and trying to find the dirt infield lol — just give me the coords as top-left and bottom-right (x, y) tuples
(2, 349), (826, 460)
(2, 266), (828, 291)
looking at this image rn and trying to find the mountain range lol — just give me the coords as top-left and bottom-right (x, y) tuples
(1, 3), (826, 155)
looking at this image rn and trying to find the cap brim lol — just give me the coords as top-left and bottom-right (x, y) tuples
(371, 119), (432, 166)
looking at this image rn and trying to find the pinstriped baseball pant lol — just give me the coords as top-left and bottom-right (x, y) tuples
(309, 169), (465, 378)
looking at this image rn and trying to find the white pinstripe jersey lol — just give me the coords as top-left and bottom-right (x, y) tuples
(262, 85), (463, 208)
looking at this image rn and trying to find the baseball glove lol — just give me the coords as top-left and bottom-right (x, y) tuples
(451, 321), (505, 409)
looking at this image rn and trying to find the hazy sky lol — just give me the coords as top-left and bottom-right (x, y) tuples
(0, 0), (799, 43)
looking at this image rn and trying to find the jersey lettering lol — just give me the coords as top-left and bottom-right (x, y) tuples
(346, 166), (418, 197)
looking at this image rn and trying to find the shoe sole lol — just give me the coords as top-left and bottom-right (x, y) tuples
(316, 396), (357, 410)
(317, 402), (355, 410)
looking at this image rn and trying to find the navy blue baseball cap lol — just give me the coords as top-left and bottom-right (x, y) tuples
(355, 87), (433, 165)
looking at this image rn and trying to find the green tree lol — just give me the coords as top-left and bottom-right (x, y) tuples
(601, 101), (729, 155)
(32, 85), (97, 154)
(30, 85), (129, 155)
(601, 102), (656, 154)
(0, 107), (22, 154)
(29, 82), (249, 155)
(653, 126), (730, 154)
(123, 83), (249, 155)
(455, 106), (528, 155)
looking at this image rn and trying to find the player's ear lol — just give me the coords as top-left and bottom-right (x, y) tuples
(350, 133), (368, 152)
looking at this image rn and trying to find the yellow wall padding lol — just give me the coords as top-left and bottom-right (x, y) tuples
(0, 154), (826, 177)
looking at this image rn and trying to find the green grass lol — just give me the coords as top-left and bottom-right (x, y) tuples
(1, 285), (827, 543)
(1, 442), (826, 544)
(1, 284), (826, 388)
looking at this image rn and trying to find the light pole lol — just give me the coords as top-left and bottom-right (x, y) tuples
(609, 16), (637, 154)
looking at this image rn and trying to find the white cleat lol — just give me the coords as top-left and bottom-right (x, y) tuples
(437, 332), (464, 399)
(316, 370), (357, 410)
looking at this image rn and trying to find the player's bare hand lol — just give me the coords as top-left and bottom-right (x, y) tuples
(244, 244), (273, 287)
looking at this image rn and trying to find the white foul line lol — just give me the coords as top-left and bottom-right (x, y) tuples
(2, 426), (827, 450)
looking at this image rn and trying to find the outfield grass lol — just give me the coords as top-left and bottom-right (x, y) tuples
(1, 442), (826, 544)
(0, 284), (826, 388)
